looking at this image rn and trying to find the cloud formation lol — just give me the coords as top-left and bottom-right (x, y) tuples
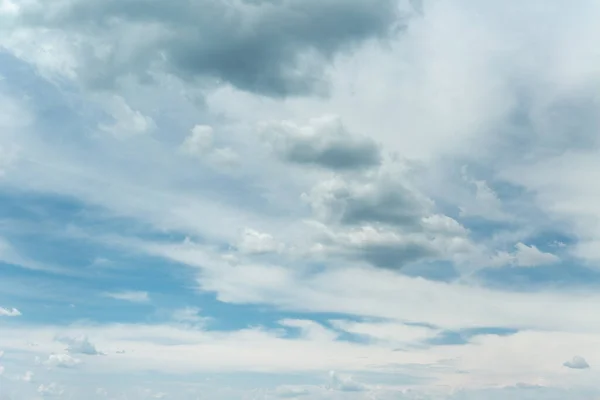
(41, 354), (82, 369)
(57, 335), (102, 355)
(260, 115), (381, 170)
(8, 0), (401, 96)
(0, 307), (21, 317)
(563, 356), (590, 370)
(3, 0), (600, 399)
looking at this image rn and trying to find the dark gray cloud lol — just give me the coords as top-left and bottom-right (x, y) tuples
(18, 0), (401, 97)
(260, 116), (381, 170)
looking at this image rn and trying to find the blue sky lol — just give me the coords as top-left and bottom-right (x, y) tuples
(1, 0), (600, 399)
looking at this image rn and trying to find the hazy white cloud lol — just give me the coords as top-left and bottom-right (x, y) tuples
(237, 228), (283, 255)
(181, 125), (214, 157)
(21, 370), (34, 382)
(42, 354), (82, 369)
(328, 371), (367, 392)
(38, 382), (65, 397)
(57, 335), (102, 355)
(459, 167), (510, 221)
(104, 291), (150, 303)
(181, 124), (239, 168)
(170, 307), (209, 327)
(98, 95), (155, 138)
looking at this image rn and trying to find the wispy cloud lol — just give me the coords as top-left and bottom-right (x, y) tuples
(103, 291), (150, 304)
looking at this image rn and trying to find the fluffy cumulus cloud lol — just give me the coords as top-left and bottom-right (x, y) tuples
(40, 354), (82, 369)
(2, 0), (600, 399)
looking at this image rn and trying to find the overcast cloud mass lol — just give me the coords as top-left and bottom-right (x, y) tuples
(1, 0), (600, 399)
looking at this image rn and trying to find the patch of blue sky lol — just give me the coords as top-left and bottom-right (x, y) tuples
(0, 188), (189, 246)
(0, 186), (368, 336)
(477, 262), (600, 292)
(426, 327), (518, 346)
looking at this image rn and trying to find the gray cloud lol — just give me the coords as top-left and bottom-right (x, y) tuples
(303, 171), (431, 227)
(313, 221), (471, 270)
(563, 356), (590, 370)
(357, 241), (438, 269)
(260, 115), (381, 170)
(17, 0), (401, 97)
(303, 162), (473, 270)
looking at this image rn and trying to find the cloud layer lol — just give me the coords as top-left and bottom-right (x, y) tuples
(1, 0), (600, 399)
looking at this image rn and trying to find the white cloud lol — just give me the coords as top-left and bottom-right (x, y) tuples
(38, 382), (65, 397)
(513, 243), (560, 267)
(181, 125), (214, 157)
(0, 0), (19, 15)
(104, 291), (150, 303)
(98, 95), (155, 138)
(42, 354), (82, 369)
(237, 228), (283, 255)
(0, 307), (21, 317)
(181, 124), (239, 168)
(500, 152), (600, 264)
(491, 243), (560, 268)
(459, 167), (510, 221)
(2, 321), (600, 396)
(328, 371), (367, 392)
(3, 0), (600, 398)
(134, 237), (600, 342)
(21, 370), (34, 382)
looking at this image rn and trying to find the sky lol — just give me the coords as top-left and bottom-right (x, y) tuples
(1, 0), (600, 398)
